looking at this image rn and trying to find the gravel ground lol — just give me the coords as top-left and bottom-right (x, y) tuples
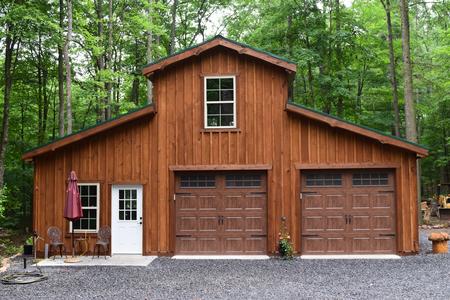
(1, 230), (450, 300)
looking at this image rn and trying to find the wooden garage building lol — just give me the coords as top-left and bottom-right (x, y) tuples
(23, 36), (428, 256)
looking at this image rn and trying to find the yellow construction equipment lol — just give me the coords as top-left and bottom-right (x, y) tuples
(437, 183), (450, 220)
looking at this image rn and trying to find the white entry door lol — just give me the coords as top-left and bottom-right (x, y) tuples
(111, 185), (143, 254)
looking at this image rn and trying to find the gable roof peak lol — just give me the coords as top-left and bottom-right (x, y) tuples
(142, 36), (297, 77)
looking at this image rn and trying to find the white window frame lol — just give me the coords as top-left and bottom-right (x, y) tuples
(204, 76), (237, 129)
(70, 183), (100, 233)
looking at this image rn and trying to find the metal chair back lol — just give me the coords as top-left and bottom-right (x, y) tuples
(47, 226), (62, 244)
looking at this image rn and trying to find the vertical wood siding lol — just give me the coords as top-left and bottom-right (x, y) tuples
(32, 47), (419, 255)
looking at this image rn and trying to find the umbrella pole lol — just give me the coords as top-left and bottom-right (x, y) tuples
(64, 220), (80, 263)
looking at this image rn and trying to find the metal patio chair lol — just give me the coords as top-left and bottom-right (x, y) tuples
(47, 226), (67, 259)
(92, 225), (111, 259)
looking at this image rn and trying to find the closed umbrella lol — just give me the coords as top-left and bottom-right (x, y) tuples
(64, 171), (83, 263)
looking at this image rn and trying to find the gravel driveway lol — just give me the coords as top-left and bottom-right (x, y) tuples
(1, 230), (450, 300)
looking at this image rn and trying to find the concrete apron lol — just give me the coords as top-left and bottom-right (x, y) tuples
(34, 255), (157, 267)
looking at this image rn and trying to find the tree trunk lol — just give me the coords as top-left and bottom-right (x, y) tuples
(146, 0), (153, 104)
(170, 0), (178, 54)
(0, 24), (18, 188)
(381, 0), (401, 137)
(37, 33), (43, 143)
(64, 0), (73, 134)
(105, 0), (113, 119)
(58, 0), (65, 137)
(399, 0), (417, 142)
(96, 0), (106, 122)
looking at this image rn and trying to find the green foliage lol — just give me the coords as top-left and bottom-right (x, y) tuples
(279, 239), (293, 259)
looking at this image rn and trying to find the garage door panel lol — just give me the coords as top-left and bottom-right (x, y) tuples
(177, 216), (198, 233)
(352, 193), (370, 209)
(302, 170), (396, 255)
(327, 238), (346, 253)
(373, 237), (396, 253)
(303, 237), (326, 253)
(198, 237), (220, 253)
(303, 216), (325, 232)
(245, 216), (266, 233)
(326, 194), (345, 209)
(223, 237), (244, 254)
(198, 216), (219, 232)
(351, 237), (372, 253)
(177, 195), (198, 211)
(352, 215), (370, 231)
(176, 237), (197, 253)
(326, 216), (346, 232)
(223, 216), (244, 232)
(245, 238), (266, 254)
(199, 195), (219, 211)
(246, 194), (266, 211)
(372, 215), (393, 231)
(373, 193), (394, 209)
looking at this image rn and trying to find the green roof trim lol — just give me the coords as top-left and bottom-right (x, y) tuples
(287, 101), (429, 151)
(142, 35), (296, 71)
(23, 103), (155, 155)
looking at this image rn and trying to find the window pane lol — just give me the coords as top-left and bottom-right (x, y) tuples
(90, 196), (97, 207)
(221, 78), (233, 89)
(89, 219), (96, 229)
(119, 200), (124, 209)
(89, 185), (97, 196)
(125, 201), (130, 209)
(220, 116), (234, 127)
(119, 190), (124, 199)
(80, 185), (88, 195)
(119, 211), (124, 220)
(131, 211), (137, 220)
(221, 90), (234, 101)
(207, 116), (220, 127)
(206, 90), (219, 101)
(81, 196), (89, 207)
(221, 103), (234, 114)
(207, 104), (220, 114)
(132, 201), (137, 209)
(73, 219), (81, 230)
(206, 78), (220, 89)
(131, 189), (137, 199)
(125, 190), (130, 199)
(82, 219), (89, 229)
(125, 211), (130, 220)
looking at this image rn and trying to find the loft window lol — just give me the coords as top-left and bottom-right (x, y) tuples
(204, 76), (236, 128)
(72, 183), (100, 232)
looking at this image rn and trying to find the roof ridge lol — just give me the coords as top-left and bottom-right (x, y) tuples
(141, 35), (296, 71)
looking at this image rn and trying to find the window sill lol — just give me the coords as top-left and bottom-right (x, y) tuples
(201, 128), (241, 133)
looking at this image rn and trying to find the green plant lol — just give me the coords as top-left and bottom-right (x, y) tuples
(278, 216), (293, 259)
(25, 236), (33, 245)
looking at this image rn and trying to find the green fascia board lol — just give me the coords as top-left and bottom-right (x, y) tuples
(142, 35), (296, 71)
(287, 101), (429, 151)
(23, 103), (155, 155)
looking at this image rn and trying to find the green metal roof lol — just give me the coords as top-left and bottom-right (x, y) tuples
(287, 101), (429, 151)
(142, 35), (296, 71)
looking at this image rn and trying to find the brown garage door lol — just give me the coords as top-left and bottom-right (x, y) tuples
(175, 172), (267, 255)
(301, 170), (396, 254)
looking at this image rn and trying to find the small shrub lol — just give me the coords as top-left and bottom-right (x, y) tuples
(278, 216), (293, 259)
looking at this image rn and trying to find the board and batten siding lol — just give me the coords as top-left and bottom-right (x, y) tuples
(32, 47), (419, 255)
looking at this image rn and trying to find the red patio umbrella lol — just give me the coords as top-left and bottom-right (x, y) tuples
(64, 171), (83, 262)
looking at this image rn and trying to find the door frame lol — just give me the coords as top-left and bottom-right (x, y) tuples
(296, 163), (400, 255)
(111, 184), (144, 255)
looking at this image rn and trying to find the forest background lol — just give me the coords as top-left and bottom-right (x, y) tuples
(0, 0), (448, 234)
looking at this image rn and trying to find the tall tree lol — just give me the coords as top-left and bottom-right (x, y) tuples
(170, 0), (178, 54)
(399, 0), (417, 142)
(381, 0), (401, 137)
(64, 0), (73, 134)
(58, 0), (65, 137)
(146, 0), (153, 104)
(0, 16), (20, 188)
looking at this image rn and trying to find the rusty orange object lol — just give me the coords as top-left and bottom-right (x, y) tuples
(428, 232), (449, 254)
